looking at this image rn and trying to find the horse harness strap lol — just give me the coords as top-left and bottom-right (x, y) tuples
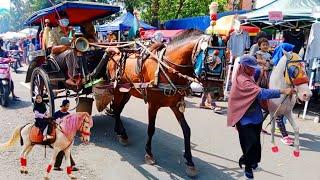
(135, 41), (200, 84)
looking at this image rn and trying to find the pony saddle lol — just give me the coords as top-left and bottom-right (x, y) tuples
(30, 124), (56, 145)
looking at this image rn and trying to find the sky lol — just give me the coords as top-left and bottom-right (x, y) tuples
(0, 0), (10, 9)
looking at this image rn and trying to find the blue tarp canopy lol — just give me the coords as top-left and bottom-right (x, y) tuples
(24, 1), (120, 26)
(242, 0), (320, 28)
(163, 10), (249, 31)
(97, 12), (156, 32)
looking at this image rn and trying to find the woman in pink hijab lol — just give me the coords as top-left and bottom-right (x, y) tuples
(227, 55), (294, 179)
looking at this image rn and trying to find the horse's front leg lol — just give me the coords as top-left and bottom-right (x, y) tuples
(170, 106), (198, 177)
(64, 148), (77, 179)
(44, 148), (59, 180)
(113, 92), (131, 145)
(144, 103), (159, 165)
(270, 113), (279, 153)
(286, 112), (300, 157)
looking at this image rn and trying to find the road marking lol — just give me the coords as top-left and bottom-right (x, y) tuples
(20, 82), (30, 90)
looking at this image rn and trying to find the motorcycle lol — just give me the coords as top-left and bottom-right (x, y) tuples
(0, 57), (13, 106)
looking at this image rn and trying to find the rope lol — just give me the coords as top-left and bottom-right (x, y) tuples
(89, 42), (136, 49)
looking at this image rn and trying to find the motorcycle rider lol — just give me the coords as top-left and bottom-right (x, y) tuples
(8, 40), (23, 68)
(0, 38), (20, 100)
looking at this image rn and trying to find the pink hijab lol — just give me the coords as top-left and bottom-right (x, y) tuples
(227, 64), (261, 127)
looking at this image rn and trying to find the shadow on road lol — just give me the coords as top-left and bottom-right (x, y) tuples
(2, 99), (32, 109)
(299, 133), (320, 153)
(79, 114), (235, 179)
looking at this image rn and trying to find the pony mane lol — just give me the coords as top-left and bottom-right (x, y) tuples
(60, 112), (92, 140)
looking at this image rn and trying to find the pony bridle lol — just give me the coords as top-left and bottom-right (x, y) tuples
(284, 56), (309, 100)
(79, 116), (91, 137)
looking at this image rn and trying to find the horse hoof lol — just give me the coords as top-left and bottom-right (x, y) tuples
(68, 174), (77, 180)
(118, 136), (128, 146)
(293, 150), (300, 157)
(272, 146), (279, 153)
(186, 166), (198, 177)
(144, 154), (156, 165)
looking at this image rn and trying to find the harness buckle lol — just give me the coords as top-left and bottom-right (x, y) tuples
(163, 88), (176, 96)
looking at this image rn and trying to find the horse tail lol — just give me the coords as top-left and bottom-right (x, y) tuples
(0, 126), (21, 151)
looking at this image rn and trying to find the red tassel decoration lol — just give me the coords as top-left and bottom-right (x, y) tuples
(67, 166), (72, 174)
(293, 150), (300, 157)
(46, 165), (52, 173)
(20, 158), (27, 166)
(272, 146), (279, 153)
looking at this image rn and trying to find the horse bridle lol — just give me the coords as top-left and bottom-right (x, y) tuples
(79, 116), (91, 137)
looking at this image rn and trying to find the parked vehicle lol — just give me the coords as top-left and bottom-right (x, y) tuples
(0, 57), (13, 106)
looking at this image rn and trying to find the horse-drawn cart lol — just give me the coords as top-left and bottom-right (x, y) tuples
(24, 1), (120, 116)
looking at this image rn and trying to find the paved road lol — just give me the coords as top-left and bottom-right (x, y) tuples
(0, 67), (319, 180)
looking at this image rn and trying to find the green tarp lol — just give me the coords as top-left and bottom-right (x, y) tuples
(243, 0), (320, 22)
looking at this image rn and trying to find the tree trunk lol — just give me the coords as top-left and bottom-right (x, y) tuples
(151, 0), (160, 28)
(174, 0), (185, 19)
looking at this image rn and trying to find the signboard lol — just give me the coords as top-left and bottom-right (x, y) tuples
(268, 11), (283, 21)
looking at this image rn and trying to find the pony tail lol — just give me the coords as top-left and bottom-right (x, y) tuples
(0, 127), (21, 151)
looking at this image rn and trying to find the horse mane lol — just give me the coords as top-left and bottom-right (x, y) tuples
(169, 29), (204, 45)
(149, 42), (166, 52)
(59, 113), (92, 140)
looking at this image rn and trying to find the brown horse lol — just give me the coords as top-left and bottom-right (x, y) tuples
(104, 30), (209, 176)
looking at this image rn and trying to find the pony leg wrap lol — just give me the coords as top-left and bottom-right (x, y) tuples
(20, 158), (27, 166)
(67, 166), (72, 175)
(46, 165), (52, 173)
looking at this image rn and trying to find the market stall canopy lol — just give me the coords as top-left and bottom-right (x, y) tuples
(97, 12), (156, 32)
(19, 28), (38, 36)
(242, 0), (320, 28)
(163, 10), (248, 31)
(213, 15), (260, 36)
(0, 31), (27, 40)
(24, 1), (120, 26)
(140, 30), (184, 41)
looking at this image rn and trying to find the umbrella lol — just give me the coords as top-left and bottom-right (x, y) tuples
(212, 15), (260, 36)
(24, 1), (120, 26)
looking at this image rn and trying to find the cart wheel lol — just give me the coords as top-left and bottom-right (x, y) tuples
(30, 67), (55, 116)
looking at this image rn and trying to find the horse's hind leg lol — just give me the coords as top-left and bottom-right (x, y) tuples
(20, 145), (34, 174)
(170, 106), (198, 177)
(113, 92), (131, 145)
(20, 144), (30, 174)
(286, 112), (300, 157)
(144, 103), (159, 165)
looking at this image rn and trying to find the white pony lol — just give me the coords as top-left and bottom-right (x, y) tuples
(268, 50), (312, 157)
(0, 112), (93, 180)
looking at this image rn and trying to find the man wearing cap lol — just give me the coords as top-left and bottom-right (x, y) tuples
(53, 99), (78, 171)
(227, 55), (295, 179)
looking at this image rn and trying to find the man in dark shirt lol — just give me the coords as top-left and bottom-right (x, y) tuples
(53, 100), (78, 171)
